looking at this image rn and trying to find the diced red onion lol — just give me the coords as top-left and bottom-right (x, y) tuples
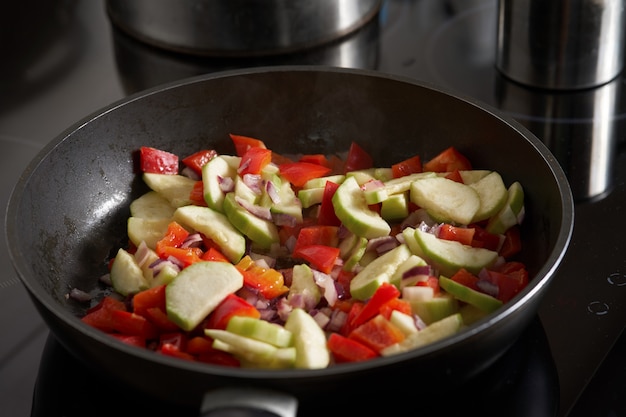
(250, 252), (276, 269)
(181, 166), (201, 181)
(311, 310), (331, 329)
(237, 158), (251, 174)
(259, 308), (277, 322)
(242, 174), (263, 195)
(336, 225), (351, 239)
(401, 209), (435, 230)
(284, 235), (297, 253)
(68, 287), (93, 302)
(402, 265), (432, 279)
(235, 195), (272, 221)
(181, 233), (203, 248)
(265, 180), (281, 204)
(276, 298), (293, 322)
(272, 213), (298, 227)
(288, 293), (306, 309)
(367, 236), (399, 254)
(417, 220), (440, 235)
(134, 241), (151, 267)
(477, 279), (499, 297)
(167, 255), (185, 270)
(218, 175), (234, 193)
(150, 258), (181, 276)
(99, 273), (112, 286)
(361, 179), (385, 191)
(326, 309), (348, 333)
(415, 315), (428, 330)
(312, 270), (338, 306)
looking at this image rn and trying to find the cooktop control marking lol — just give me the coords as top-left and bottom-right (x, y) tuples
(606, 272), (626, 286)
(587, 301), (610, 316)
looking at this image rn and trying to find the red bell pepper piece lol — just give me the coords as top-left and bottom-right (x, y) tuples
(132, 284), (166, 318)
(349, 282), (401, 328)
(344, 141), (374, 173)
(378, 297), (413, 320)
(109, 310), (159, 339)
(317, 181), (342, 226)
(230, 133), (267, 157)
(278, 162), (332, 187)
(205, 293), (261, 330)
(439, 224), (475, 246)
(110, 334), (146, 348)
(327, 333), (378, 363)
(201, 247), (230, 262)
(160, 343), (196, 361)
(238, 146), (272, 175)
(86, 295), (127, 315)
(139, 146), (179, 174)
(236, 255), (289, 299)
(471, 225), (503, 252)
(187, 335), (241, 366)
(182, 149), (218, 175)
(159, 246), (204, 267)
(423, 146), (472, 172)
(450, 268), (480, 291)
(299, 154), (331, 167)
(392, 154), (422, 178)
(159, 332), (195, 361)
(144, 307), (181, 332)
(499, 225), (522, 258)
(292, 244), (341, 274)
(486, 261), (529, 302)
(186, 336), (216, 355)
(444, 169), (464, 183)
(348, 315), (406, 353)
(189, 181), (208, 206)
(159, 332), (187, 350)
(155, 221), (190, 257)
(292, 225), (340, 254)
(197, 350), (241, 367)
(82, 296), (127, 332)
(340, 301), (365, 336)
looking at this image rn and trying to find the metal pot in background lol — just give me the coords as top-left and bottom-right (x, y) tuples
(110, 11), (381, 94)
(496, 0), (626, 90)
(106, 0), (382, 57)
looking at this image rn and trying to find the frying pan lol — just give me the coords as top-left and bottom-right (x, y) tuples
(6, 67), (573, 416)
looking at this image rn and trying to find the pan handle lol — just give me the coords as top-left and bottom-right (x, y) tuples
(200, 388), (298, 417)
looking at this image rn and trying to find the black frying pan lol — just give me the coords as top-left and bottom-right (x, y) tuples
(6, 67), (573, 416)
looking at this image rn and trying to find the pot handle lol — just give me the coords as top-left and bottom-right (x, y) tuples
(200, 387), (298, 417)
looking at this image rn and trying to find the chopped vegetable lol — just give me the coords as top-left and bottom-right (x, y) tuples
(79, 135), (530, 369)
(140, 146), (179, 174)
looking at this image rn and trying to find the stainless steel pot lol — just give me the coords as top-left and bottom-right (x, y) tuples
(106, 0), (382, 56)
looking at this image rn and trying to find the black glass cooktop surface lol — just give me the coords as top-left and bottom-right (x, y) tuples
(1, 1), (625, 416)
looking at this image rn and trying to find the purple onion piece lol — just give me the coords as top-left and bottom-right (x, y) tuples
(402, 265), (432, 279)
(68, 287), (93, 302)
(218, 175), (234, 193)
(265, 180), (281, 204)
(242, 173), (263, 195)
(477, 279), (499, 297)
(235, 195), (272, 221)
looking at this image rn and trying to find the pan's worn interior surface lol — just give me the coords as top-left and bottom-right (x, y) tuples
(7, 67), (573, 408)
